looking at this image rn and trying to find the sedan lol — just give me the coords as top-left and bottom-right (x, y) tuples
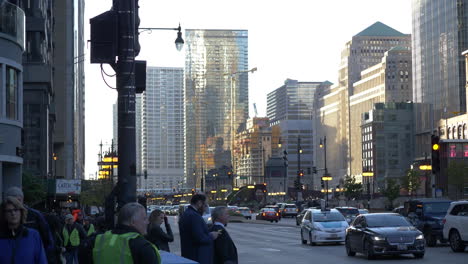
(345, 213), (425, 259)
(301, 209), (348, 245)
(256, 208), (280, 222)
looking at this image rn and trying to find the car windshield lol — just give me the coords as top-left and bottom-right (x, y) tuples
(263, 208), (275, 212)
(285, 205), (296, 208)
(366, 215), (411, 227)
(312, 212), (345, 222)
(423, 202), (451, 214)
(337, 208), (359, 216)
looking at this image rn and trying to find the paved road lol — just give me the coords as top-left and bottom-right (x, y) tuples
(166, 216), (467, 264)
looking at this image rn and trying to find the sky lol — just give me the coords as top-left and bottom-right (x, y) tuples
(84, 0), (412, 178)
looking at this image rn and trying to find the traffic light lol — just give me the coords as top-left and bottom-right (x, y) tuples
(227, 171), (233, 178)
(431, 135), (440, 173)
(294, 178), (300, 190)
(298, 170), (304, 177)
(321, 179), (325, 188)
(312, 166), (317, 174)
(191, 188), (195, 195)
(283, 150), (288, 167)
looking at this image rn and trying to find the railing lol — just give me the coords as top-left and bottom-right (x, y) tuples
(0, 1), (25, 50)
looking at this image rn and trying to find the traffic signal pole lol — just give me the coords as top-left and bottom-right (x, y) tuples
(116, 0), (137, 208)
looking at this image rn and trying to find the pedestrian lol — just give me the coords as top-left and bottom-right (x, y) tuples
(179, 194), (219, 264)
(0, 196), (47, 264)
(45, 214), (66, 264)
(83, 217), (95, 236)
(63, 213), (86, 264)
(79, 202), (161, 263)
(146, 209), (174, 252)
(5, 187), (57, 263)
(209, 207), (238, 264)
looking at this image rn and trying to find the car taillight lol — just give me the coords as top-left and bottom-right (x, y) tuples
(276, 213), (279, 216)
(296, 209), (299, 212)
(442, 218), (446, 225)
(262, 213), (266, 216)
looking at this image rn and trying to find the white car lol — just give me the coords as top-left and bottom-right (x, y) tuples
(238, 207), (252, 219)
(443, 201), (468, 252)
(300, 208), (348, 245)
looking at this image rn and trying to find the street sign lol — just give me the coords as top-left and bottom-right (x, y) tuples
(56, 179), (81, 195)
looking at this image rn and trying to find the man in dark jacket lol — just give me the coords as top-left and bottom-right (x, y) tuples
(209, 206), (238, 264)
(179, 194), (219, 264)
(79, 202), (160, 263)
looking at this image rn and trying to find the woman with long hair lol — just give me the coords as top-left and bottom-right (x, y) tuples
(0, 197), (47, 263)
(146, 209), (174, 252)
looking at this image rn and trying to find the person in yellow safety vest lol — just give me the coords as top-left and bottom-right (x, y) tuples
(83, 217), (95, 236)
(63, 214), (86, 264)
(78, 202), (161, 264)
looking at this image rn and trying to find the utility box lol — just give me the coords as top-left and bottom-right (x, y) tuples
(90, 10), (118, 64)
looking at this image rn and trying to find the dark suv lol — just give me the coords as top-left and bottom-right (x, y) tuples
(403, 199), (452, 247)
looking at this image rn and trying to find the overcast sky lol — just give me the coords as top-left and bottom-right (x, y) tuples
(84, 0), (412, 178)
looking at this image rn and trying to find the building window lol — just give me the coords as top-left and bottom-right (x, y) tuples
(6, 67), (18, 120)
(464, 124), (467, 139)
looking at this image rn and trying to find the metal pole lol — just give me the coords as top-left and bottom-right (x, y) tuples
(324, 136), (327, 175)
(326, 180), (329, 208)
(116, 0), (137, 209)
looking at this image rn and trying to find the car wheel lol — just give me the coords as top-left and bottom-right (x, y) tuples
(301, 231), (307, 244)
(425, 232), (437, 247)
(309, 232), (316, 246)
(345, 238), (356, 256)
(270, 220), (273, 223)
(413, 253), (424, 259)
(275, 220), (278, 223)
(449, 230), (466, 252)
(363, 239), (375, 260)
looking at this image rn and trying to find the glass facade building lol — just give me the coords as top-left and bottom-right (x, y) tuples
(184, 29), (249, 188)
(412, 0), (468, 123)
(138, 67), (184, 191)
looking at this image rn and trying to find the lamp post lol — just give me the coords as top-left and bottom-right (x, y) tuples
(53, 153), (58, 178)
(362, 171), (374, 210)
(319, 136), (331, 208)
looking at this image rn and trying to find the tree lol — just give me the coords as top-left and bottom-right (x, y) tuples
(343, 175), (363, 200)
(381, 178), (400, 209)
(80, 179), (113, 207)
(447, 160), (467, 200)
(401, 169), (421, 197)
(22, 172), (46, 206)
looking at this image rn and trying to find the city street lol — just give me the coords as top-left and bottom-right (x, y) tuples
(167, 216), (467, 264)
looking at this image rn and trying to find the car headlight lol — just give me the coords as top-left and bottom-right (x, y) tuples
(416, 234), (424, 240)
(371, 236), (385, 241)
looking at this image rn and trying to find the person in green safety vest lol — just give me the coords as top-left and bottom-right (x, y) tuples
(78, 202), (161, 264)
(83, 217), (95, 236)
(63, 214), (86, 264)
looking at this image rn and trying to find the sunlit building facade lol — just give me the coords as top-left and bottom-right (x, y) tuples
(185, 29), (249, 188)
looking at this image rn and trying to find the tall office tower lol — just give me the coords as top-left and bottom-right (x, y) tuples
(137, 67), (184, 191)
(349, 47), (413, 182)
(267, 79), (331, 189)
(185, 29), (249, 188)
(53, 0), (85, 179)
(19, 0), (55, 179)
(412, 0), (468, 157)
(0, 1), (25, 198)
(317, 22), (410, 186)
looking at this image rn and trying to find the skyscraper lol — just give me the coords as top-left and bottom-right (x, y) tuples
(53, 0), (86, 179)
(411, 0), (468, 158)
(137, 67), (184, 191)
(267, 79), (331, 189)
(185, 29), (249, 188)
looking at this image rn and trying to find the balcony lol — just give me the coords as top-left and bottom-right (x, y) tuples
(0, 1), (25, 50)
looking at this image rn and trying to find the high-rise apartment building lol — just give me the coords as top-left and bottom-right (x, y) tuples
(53, 0), (85, 179)
(411, 0), (468, 158)
(268, 79), (330, 189)
(0, 1), (25, 199)
(317, 22), (410, 186)
(185, 29), (249, 188)
(138, 67), (184, 191)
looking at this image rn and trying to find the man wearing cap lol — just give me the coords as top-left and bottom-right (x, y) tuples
(63, 213), (86, 264)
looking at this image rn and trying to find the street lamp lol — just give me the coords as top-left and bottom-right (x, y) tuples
(139, 23), (184, 51)
(362, 171), (374, 210)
